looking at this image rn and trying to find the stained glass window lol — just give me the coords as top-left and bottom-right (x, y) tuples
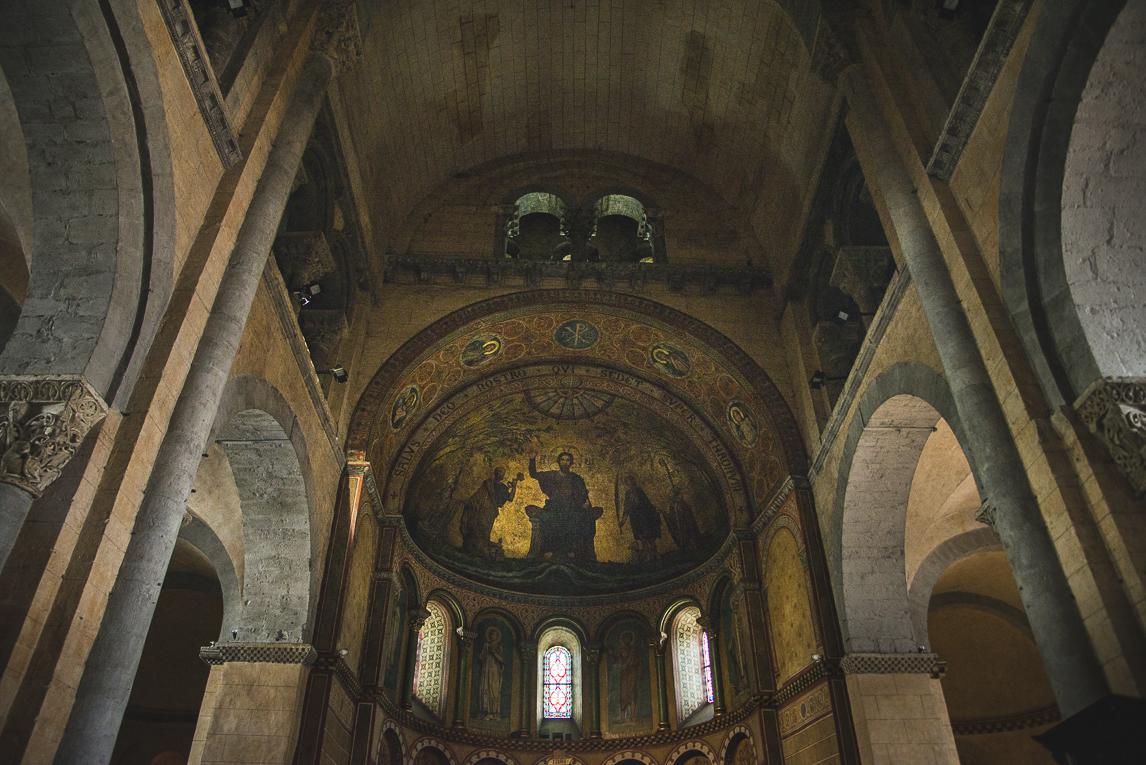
(542, 645), (573, 719)
(700, 632), (715, 703)
(673, 606), (713, 719)
(412, 602), (449, 720)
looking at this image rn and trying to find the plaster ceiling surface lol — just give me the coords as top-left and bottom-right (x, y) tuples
(350, 291), (805, 596)
(341, 0), (829, 250)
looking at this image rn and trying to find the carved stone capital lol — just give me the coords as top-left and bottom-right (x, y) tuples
(0, 376), (108, 498)
(518, 641), (537, 661)
(1076, 377), (1146, 495)
(584, 646), (601, 665)
(312, 0), (362, 75)
(273, 231), (336, 288)
(409, 607), (432, 632)
(299, 309), (348, 369)
(830, 246), (896, 315)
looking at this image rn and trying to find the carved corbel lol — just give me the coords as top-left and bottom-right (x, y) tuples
(312, 0), (363, 75)
(1076, 377), (1146, 495)
(298, 309), (348, 371)
(0, 376), (108, 497)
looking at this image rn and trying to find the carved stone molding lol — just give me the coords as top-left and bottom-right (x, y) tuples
(312, 0), (363, 75)
(199, 642), (317, 666)
(840, 652), (945, 678)
(926, 0), (1035, 182)
(1076, 377), (1146, 495)
(384, 258), (772, 296)
(0, 376), (108, 497)
(273, 231), (336, 288)
(154, 0), (243, 168)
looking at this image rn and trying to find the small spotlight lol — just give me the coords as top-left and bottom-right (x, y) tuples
(318, 366), (349, 384)
(811, 653), (823, 662)
(339, 648), (350, 657)
(292, 282), (322, 306)
(231, 629), (238, 640)
(835, 310), (851, 325)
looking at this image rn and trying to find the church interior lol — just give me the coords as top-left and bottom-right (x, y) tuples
(0, 0), (1144, 764)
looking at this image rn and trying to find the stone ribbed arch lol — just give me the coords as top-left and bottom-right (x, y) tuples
(0, 0), (176, 404)
(906, 528), (1005, 649)
(211, 375), (315, 642)
(831, 362), (978, 654)
(999, 0), (1131, 404)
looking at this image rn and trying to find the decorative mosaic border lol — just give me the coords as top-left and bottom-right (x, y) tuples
(346, 290), (808, 478)
(840, 653), (944, 677)
(777, 684), (832, 737)
(951, 704), (1060, 735)
(154, 0), (243, 168)
(926, 0), (1035, 182)
(199, 642), (316, 665)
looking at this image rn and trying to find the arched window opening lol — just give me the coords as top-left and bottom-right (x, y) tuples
(671, 606), (713, 724)
(413, 601), (451, 721)
(506, 193), (568, 260)
(590, 194), (656, 263)
(543, 645), (573, 719)
(535, 625), (583, 738)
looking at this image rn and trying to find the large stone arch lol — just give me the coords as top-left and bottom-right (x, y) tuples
(0, 0), (176, 406)
(832, 362), (979, 653)
(999, 0), (1132, 406)
(906, 528), (1003, 650)
(211, 375), (316, 642)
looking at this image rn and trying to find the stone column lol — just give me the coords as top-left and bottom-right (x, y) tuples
(584, 646), (602, 738)
(517, 641), (536, 736)
(0, 376), (107, 570)
(698, 618), (725, 716)
(52, 7), (361, 763)
(402, 608), (431, 710)
(452, 629), (475, 728)
(842, 69), (1108, 717)
(652, 637), (670, 731)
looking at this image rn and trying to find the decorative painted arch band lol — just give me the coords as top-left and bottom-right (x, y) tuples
(717, 725), (756, 765)
(346, 290), (807, 496)
(462, 750), (520, 765)
(665, 740), (718, 765)
(408, 737), (459, 765)
(380, 719), (409, 764)
(599, 751), (659, 765)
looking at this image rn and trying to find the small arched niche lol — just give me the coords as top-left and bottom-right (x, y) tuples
(670, 605), (714, 727)
(505, 192), (567, 260)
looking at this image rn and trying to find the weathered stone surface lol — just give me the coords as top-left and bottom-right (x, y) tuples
(1076, 377), (1146, 496)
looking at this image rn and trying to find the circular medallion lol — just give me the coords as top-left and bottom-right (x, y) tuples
(555, 319), (600, 350)
(461, 334), (503, 367)
(649, 342), (691, 377)
(390, 386), (420, 430)
(726, 401), (759, 447)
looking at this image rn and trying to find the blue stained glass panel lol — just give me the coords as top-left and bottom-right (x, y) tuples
(543, 646), (572, 719)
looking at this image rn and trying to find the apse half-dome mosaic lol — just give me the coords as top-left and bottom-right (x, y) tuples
(404, 382), (729, 594)
(357, 292), (796, 597)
